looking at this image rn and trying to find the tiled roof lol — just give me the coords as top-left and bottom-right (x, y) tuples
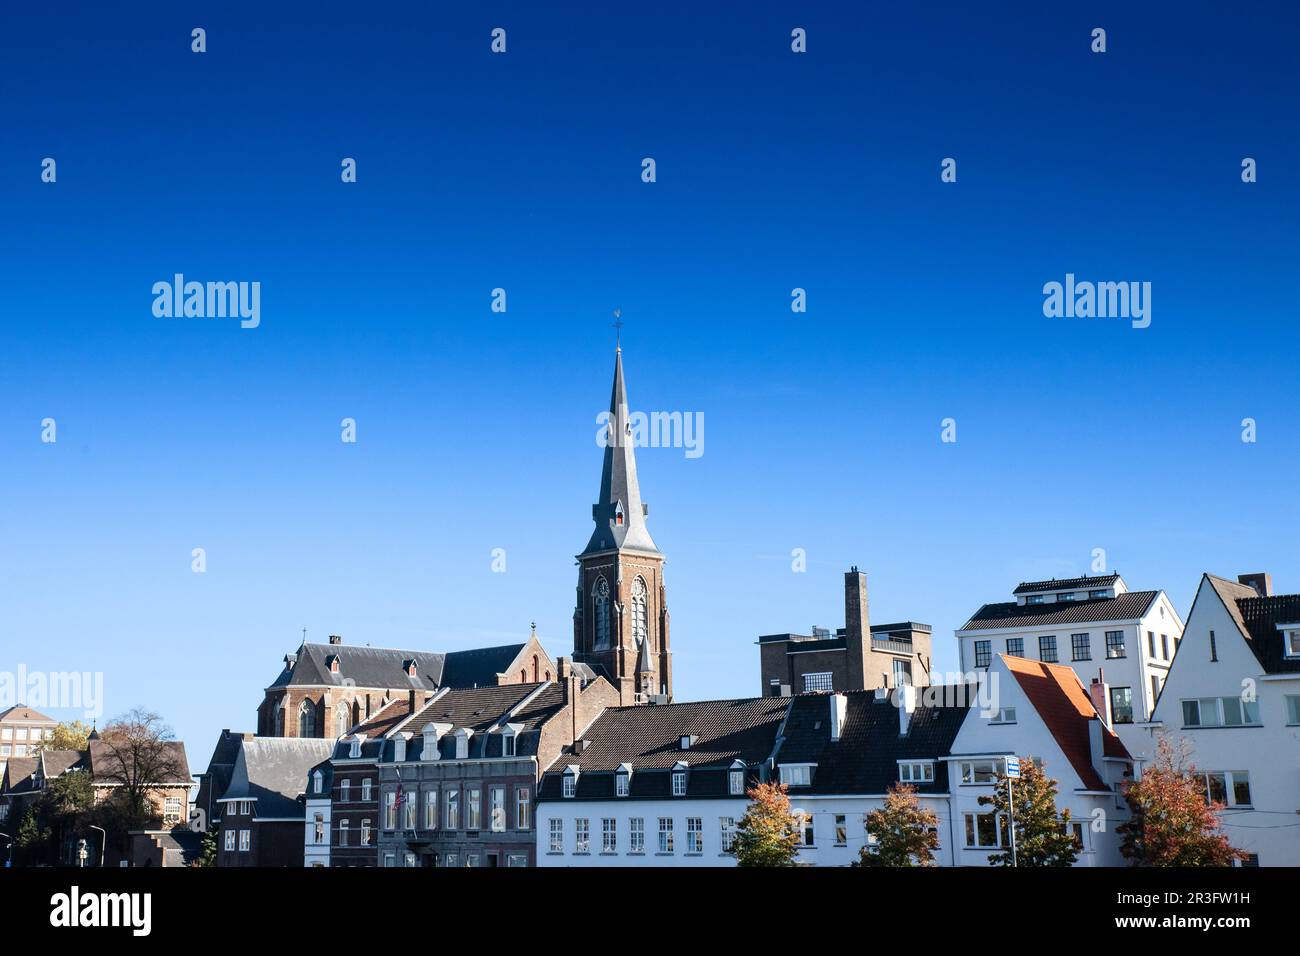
(350, 699), (413, 738)
(1207, 574), (1300, 675)
(385, 683), (553, 761)
(774, 689), (970, 795)
(960, 591), (1159, 631)
(0, 705), (57, 724)
(538, 697), (789, 801)
(1, 757), (39, 795)
(1001, 656), (1128, 791)
(1013, 573), (1121, 595)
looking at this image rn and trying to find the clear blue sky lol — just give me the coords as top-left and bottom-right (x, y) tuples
(2, 2), (1297, 754)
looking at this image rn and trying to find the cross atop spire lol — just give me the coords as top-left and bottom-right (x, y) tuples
(612, 309), (623, 350)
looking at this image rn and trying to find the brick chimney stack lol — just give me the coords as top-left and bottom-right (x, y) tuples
(845, 567), (870, 690)
(328, 634), (342, 645)
(1237, 573), (1273, 597)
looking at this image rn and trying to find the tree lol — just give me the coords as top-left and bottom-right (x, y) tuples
(1117, 734), (1244, 867)
(38, 721), (93, 752)
(978, 757), (1079, 867)
(94, 708), (187, 834)
(191, 830), (217, 868)
(856, 783), (940, 867)
(730, 781), (801, 867)
(9, 770), (95, 866)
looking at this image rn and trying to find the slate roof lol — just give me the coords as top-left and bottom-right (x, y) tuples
(268, 641), (527, 691)
(1013, 573), (1122, 595)
(1, 756), (39, 796)
(959, 591), (1159, 631)
(538, 697), (789, 801)
(385, 683), (557, 761)
(1207, 574), (1300, 675)
(1002, 655), (1128, 791)
(773, 689), (971, 795)
(40, 748), (88, 779)
(221, 738), (334, 819)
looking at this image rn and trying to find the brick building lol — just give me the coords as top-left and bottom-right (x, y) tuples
(257, 633), (554, 739)
(758, 568), (932, 695)
(0, 705), (58, 780)
(217, 737), (333, 867)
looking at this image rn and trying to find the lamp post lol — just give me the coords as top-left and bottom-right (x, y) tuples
(88, 824), (107, 868)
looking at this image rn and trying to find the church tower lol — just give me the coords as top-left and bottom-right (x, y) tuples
(573, 347), (672, 705)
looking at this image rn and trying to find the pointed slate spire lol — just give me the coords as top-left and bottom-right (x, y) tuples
(582, 348), (659, 556)
(636, 631), (656, 676)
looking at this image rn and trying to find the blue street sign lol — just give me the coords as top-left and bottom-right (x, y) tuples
(1005, 756), (1021, 779)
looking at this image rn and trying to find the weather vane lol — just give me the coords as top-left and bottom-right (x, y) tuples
(612, 308), (623, 349)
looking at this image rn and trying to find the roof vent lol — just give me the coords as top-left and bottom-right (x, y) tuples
(328, 635), (342, 645)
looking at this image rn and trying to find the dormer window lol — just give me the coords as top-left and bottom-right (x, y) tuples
(349, 736), (363, 759)
(501, 725), (519, 757)
(393, 735), (408, 763)
(728, 761), (746, 796)
(1281, 626), (1300, 659)
(671, 762), (689, 796)
(779, 764), (813, 788)
(404, 659), (418, 678)
(679, 735), (695, 751)
(898, 760), (935, 783)
(616, 764), (632, 797)
(614, 501), (625, 527)
(1026, 594), (1044, 605)
(313, 770), (324, 794)
(454, 728), (474, 760)
(327, 654), (341, 674)
(562, 766), (579, 798)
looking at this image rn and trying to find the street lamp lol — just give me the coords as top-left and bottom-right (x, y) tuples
(88, 825), (107, 868)
(0, 831), (12, 868)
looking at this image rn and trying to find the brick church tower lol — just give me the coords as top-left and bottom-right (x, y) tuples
(572, 347), (671, 705)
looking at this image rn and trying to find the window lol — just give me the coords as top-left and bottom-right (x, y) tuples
(313, 813), (325, 844)
(686, 817), (703, 854)
(1026, 594), (1044, 605)
(384, 792), (397, 829)
(899, 761), (935, 783)
(1181, 697), (1261, 728)
(720, 817), (736, 853)
(224, 829), (236, 852)
(340, 779), (350, 802)
(466, 787), (481, 830)
(445, 788), (459, 830)
(803, 672), (834, 693)
(657, 817), (674, 853)
(1110, 687), (1134, 724)
(834, 815), (847, 846)
(779, 765), (812, 787)
(602, 817), (617, 852)
(959, 759), (1001, 784)
(299, 699), (316, 737)
(239, 830), (250, 852)
(729, 768), (745, 795)
(974, 641), (992, 668)
(383, 853), (395, 868)
(593, 578), (611, 649)
(1150, 675), (1162, 709)
(1105, 630), (1126, 659)
(631, 576), (648, 649)
(360, 820), (371, 846)
(795, 812), (814, 847)
(338, 820), (349, 847)
(502, 731), (516, 757)
(1210, 630), (1218, 662)
(404, 852), (417, 868)
(1071, 633), (1091, 661)
(1286, 696), (1300, 726)
(507, 854), (528, 867)
(549, 818), (563, 853)
(1199, 771), (1252, 807)
(163, 797), (182, 825)
(1006, 637), (1024, 657)
(1148, 631), (1158, 657)
(575, 818), (590, 853)
(490, 787), (505, 832)
(1285, 629), (1300, 659)
(1089, 589), (1110, 599)
(616, 772), (630, 797)
(1056, 592), (1079, 602)
(1071, 821), (1085, 850)
(630, 817), (645, 853)
(963, 812), (1007, 848)
(1038, 636), (1057, 663)
(335, 704), (351, 738)
(361, 778), (372, 802)
(562, 774), (576, 798)
(1161, 634), (1169, 659)
(892, 659), (912, 687)
(515, 787), (530, 829)
(424, 789), (438, 829)
(672, 770), (687, 796)
(444, 853), (458, 867)
(990, 707), (1017, 724)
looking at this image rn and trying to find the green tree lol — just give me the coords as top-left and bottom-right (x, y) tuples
(978, 757), (1079, 867)
(191, 830), (218, 868)
(1117, 734), (1244, 867)
(856, 783), (940, 867)
(730, 781), (801, 867)
(12, 804), (53, 866)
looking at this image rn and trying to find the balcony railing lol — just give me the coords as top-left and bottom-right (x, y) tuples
(871, 637), (915, 655)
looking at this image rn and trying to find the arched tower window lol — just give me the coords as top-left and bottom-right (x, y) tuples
(532, 655), (540, 681)
(274, 705), (285, 737)
(299, 699), (316, 738)
(335, 703), (351, 738)
(631, 576), (648, 649)
(593, 578), (611, 650)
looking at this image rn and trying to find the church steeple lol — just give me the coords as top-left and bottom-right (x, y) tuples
(582, 348), (658, 557)
(573, 345), (672, 705)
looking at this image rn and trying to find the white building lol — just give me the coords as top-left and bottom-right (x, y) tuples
(536, 697), (790, 867)
(1140, 572), (1300, 866)
(956, 573), (1183, 753)
(304, 758), (332, 868)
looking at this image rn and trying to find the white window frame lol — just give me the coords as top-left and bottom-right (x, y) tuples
(802, 672), (834, 693)
(672, 770), (687, 796)
(575, 817), (590, 854)
(958, 759), (1003, 784)
(602, 817), (617, 853)
(630, 817), (645, 853)
(898, 760), (936, 783)
(548, 817), (563, 853)
(515, 787), (531, 830)
(490, 786), (506, 832)
(657, 817), (674, 853)
(1181, 696), (1262, 728)
(728, 767), (745, 795)
(779, 764), (812, 787)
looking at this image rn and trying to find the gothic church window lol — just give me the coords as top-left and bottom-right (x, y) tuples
(594, 578), (611, 650)
(299, 699), (316, 737)
(632, 576), (648, 648)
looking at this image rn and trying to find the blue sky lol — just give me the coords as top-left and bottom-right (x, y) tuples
(2, 2), (1297, 753)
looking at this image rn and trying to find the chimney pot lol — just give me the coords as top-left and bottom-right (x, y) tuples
(329, 634), (342, 645)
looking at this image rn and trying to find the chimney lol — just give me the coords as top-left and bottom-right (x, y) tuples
(1237, 573), (1272, 597)
(1087, 718), (1106, 786)
(844, 567), (870, 690)
(829, 693), (848, 742)
(897, 684), (918, 736)
(1088, 670), (1112, 727)
(557, 657), (572, 680)
(408, 690), (417, 714)
(328, 634), (342, 645)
